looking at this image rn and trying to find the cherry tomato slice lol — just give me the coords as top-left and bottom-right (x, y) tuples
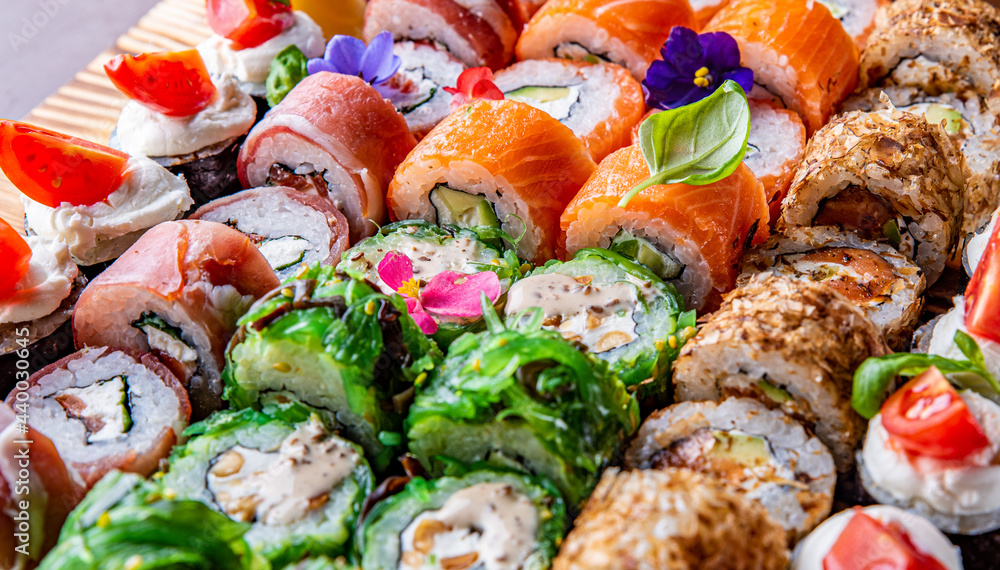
(966, 220), (1000, 344)
(881, 366), (990, 461)
(0, 121), (129, 208)
(105, 50), (217, 117)
(823, 509), (948, 570)
(0, 217), (31, 300)
(207, 0), (294, 49)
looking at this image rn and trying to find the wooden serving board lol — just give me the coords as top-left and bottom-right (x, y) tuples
(0, 0), (212, 228)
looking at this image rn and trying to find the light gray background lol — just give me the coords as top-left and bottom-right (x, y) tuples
(0, 0), (161, 119)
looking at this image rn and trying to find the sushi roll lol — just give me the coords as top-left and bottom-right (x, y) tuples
(503, 248), (694, 398)
(238, 72), (418, 241)
(363, 0), (517, 70)
(494, 58), (646, 163)
(378, 41), (467, 140)
(739, 227), (927, 350)
(3, 121), (193, 267)
(515, 0), (696, 81)
(704, 0), (859, 134)
(190, 186), (351, 282)
(819, 0), (890, 50)
(778, 109), (966, 286)
(387, 99), (597, 264)
(625, 398), (837, 543)
(746, 97), (807, 225)
(560, 145), (770, 312)
(673, 274), (891, 470)
(552, 468), (789, 569)
(72, 220), (279, 419)
(106, 50), (257, 208)
(357, 467), (567, 569)
(224, 267), (442, 469)
(157, 401), (373, 567)
(792, 505), (963, 569)
(964, 206), (999, 277)
(405, 317), (639, 506)
(6, 346), (190, 489)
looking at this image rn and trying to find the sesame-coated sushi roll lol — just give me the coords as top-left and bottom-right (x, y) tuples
(387, 99), (597, 264)
(552, 468), (789, 569)
(515, 0), (696, 81)
(778, 109), (965, 285)
(746, 97), (807, 224)
(673, 275), (891, 470)
(378, 41), (467, 140)
(626, 398), (837, 543)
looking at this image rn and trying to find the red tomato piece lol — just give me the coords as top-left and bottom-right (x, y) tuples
(207, 0), (294, 49)
(0, 121), (129, 208)
(881, 366), (990, 461)
(966, 220), (1000, 344)
(823, 509), (948, 570)
(0, 217), (32, 299)
(105, 50), (217, 117)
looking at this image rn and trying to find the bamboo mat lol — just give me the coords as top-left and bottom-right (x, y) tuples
(0, 0), (212, 228)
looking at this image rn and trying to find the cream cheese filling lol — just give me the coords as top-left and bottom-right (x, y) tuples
(0, 236), (77, 324)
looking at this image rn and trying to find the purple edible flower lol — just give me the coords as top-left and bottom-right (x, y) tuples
(307, 31), (400, 86)
(643, 27), (753, 110)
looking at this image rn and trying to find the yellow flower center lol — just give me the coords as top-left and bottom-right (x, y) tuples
(398, 278), (420, 299)
(693, 66), (712, 88)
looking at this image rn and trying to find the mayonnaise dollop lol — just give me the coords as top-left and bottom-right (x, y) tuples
(0, 236), (77, 324)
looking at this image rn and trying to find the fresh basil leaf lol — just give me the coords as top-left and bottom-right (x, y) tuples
(956, 330), (986, 369)
(618, 79), (751, 208)
(266, 45), (308, 108)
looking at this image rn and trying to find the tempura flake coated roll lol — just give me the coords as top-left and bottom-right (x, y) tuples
(73, 220), (279, 419)
(673, 275), (891, 471)
(552, 468), (789, 570)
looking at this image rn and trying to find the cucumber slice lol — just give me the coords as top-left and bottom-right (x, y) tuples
(609, 230), (683, 280)
(430, 186), (501, 229)
(506, 86), (572, 104)
(924, 104), (964, 136)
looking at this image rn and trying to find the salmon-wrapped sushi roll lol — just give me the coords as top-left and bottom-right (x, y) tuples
(561, 144), (769, 312)
(73, 220), (279, 419)
(704, 0), (859, 134)
(746, 97), (807, 224)
(515, 0), (696, 81)
(494, 58), (646, 163)
(238, 72), (417, 241)
(388, 99), (596, 264)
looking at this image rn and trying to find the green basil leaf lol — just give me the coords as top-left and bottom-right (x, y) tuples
(265, 45), (309, 108)
(618, 79), (751, 208)
(956, 330), (986, 368)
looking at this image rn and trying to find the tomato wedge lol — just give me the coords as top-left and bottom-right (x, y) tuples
(207, 0), (295, 49)
(0, 217), (32, 300)
(105, 50), (217, 117)
(881, 366), (990, 461)
(0, 121), (129, 208)
(965, 219), (1000, 344)
(823, 509), (948, 570)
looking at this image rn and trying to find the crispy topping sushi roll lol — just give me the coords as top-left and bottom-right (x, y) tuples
(387, 99), (597, 264)
(191, 186), (350, 281)
(405, 318), (639, 506)
(225, 267), (442, 469)
(704, 0), (859, 134)
(8, 347), (190, 489)
(158, 401), (372, 567)
(515, 0), (696, 81)
(560, 145), (769, 312)
(378, 41), (467, 140)
(792, 505), (963, 570)
(552, 468), (789, 569)
(626, 398), (837, 542)
(358, 468), (567, 570)
(73, 220), (279, 419)
(740, 227), (927, 350)
(746, 98), (807, 225)
(778, 109), (965, 285)
(494, 58), (646, 163)
(238, 72), (418, 241)
(673, 275), (890, 471)
(504, 248), (694, 398)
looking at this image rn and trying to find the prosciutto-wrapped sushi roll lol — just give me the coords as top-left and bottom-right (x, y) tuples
(191, 186), (350, 281)
(378, 41), (467, 140)
(225, 267), (442, 469)
(73, 220), (279, 419)
(779, 109), (965, 285)
(238, 72), (417, 241)
(7, 347), (190, 489)
(494, 59), (646, 163)
(388, 99), (597, 264)
(673, 275), (891, 470)
(552, 468), (789, 569)
(515, 0), (696, 81)
(560, 145), (769, 312)
(157, 401), (372, 567)
(358, 467), (567, 570)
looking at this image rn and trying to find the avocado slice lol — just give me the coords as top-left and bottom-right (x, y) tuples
(430, 186), (501, 229)
(609, 230), (684, 280)
(882, 218), (902, 248)
(757, 379), (793, 404)
(506, 86), (572, 104)
(710, 430), (772, 468)
(924, 104), (964, 136)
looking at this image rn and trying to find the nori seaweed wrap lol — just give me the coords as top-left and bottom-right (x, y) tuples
(357, 467), (568, 569)
(224, 266), (442, 469)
